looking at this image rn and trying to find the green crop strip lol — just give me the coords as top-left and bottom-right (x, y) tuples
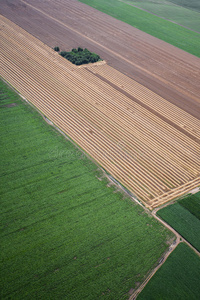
(178, 191), (200, 220)
(138, 243), (200, 299)
(157, 201), (200, 251)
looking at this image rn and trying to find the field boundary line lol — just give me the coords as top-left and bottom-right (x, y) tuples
(130, 207), (200, 299)
(0, 75), (146, 210)
(152, 211), (200, 257)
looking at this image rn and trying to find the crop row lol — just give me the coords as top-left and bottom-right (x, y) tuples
(87, 64), (200, 140)
(27, 0), (200, 95)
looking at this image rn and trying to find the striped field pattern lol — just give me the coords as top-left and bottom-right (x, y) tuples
(0, 15), (199, 209)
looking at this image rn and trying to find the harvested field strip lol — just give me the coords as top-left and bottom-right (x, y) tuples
(0, 43), (198, 178)
(88, 64), (200, 139)
(0, 15), (199, 208)
(73, 67), (200, 143)
(0, 54), (196, 192)
(1, 18), (198, 180)
(1, 63), (188, 190)
(1, 0), (200, 117)
(0, 15), (76, 73)
(75, 68), (200, 158)
(150, 178), (200, 206)
(1, 55), (198, 183)
(0, 45), (198, 180)
(1, 20), (200, 144)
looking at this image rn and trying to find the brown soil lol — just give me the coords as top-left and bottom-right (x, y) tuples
(1, 0), (200, 119)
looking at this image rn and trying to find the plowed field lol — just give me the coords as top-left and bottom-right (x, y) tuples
(1, 0), (200, 119)
(0, 15), (199, 209)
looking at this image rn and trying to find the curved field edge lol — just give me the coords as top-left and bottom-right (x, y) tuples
(137, 243), (200, 300)
(157, 201), (200, 251)
(78, 0), (200, 58)
(0, 79), (174, 299)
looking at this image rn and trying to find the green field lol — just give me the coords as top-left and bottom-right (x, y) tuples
(125, 0), (200, 32)
(178, 191), (200, 220)
(0, 78), (174, 299)
(79, 0), (200, 57)
(157, 197), (200, 251)
(137, 242), (200, 300)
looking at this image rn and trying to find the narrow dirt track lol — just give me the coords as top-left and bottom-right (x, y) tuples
(130, 204), (200, 299)
(0, 15), (199, 209)
(1, 0), (200, 119)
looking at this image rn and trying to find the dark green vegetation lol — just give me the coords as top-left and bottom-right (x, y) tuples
(157, 193), (200, 251)
(178, 191), (200, 220)
(138, 243), (200, 300)
(0, 78), (173, 299)
(78, 0), (200, 57)
(58, 47), (101, 65)
(53, 46), (60, 52)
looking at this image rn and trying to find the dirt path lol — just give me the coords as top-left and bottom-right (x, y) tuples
(129, 191), (200, 299)
(130, 223), (199, 300)
(152, 210), (200, 257)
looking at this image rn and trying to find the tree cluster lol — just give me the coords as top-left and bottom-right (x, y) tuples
(53, 46), (60, 52)
(54, 46), (101, 65)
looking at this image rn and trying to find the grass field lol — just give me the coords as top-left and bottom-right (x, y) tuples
(137, 242), (200, 300)
(178, 191), (200, 220)
(78, 0), (200, 57)
(125, 0), (200, 32)
(157, 197), (200, 251)
(0, 79), (174, 299)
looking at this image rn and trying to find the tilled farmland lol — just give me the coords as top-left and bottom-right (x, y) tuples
(0, 15), (200, 209)
(1, 0), (200, 119)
